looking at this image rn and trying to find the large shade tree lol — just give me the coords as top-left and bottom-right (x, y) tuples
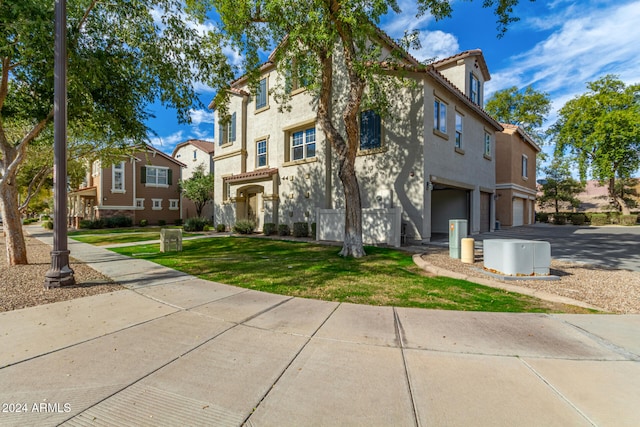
(211, 0), (531, 257)
(551, 75), (640, 215)
(0, 0), (233, 265)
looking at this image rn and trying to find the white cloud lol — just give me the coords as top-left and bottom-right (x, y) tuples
(413, 31), (460, 62)
(148, 131), (184, 151)
(189, 109), (214, 126)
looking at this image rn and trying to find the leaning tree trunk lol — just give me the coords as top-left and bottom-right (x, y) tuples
(0, 180), (28, 265)
(609, 177), (631, 215)
(337, 151), (365, 258)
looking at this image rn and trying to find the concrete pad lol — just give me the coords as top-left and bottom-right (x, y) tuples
(247, 338), (415, 426)
(395, 308), (624, 359)
(0, 290), (177, 368)
(405, 350), (590, 426)
(72, 325), (309, 425)
(556, 314), (640, 357)
(135, 278), (246, 309)
(245, 297), (338, 336)
(90, 259), (192, 289)
(191, 290), (291, 323)
(314, 303), (398, 346)
(525, 358), (640, 427)
(0, 311), (232, 426)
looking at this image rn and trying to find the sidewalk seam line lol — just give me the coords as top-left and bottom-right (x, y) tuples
(393, 308), (420, 427)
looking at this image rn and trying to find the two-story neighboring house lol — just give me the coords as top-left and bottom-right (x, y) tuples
(69, 144), (185, 227)
(495, 123), (540, 227)
(211, 31), (502, 244)
(171, 139), (215, 221)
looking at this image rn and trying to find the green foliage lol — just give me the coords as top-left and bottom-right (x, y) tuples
(621, 215), (638, 226)
(311, 222), (317, 238)
(263, 223), (277, 236)
(139, 219), (148, 227)
(538, 157), (585, 214)
(158, 220), (166, 227)
(22, 218), (38, 225)
(103, 216), (133, 228)
(536, 212), (549, 223)
(233, 220), (256, 234)
(179, 164), (215, 217)
(590, 214), (608, 226)
(570, 213), (586, 226)
(485, 86), (551, 143)
(184, 217), (209, 232)
(216, 223), (226, 232)
(43, 221), (53, 230)
(278, 224), (290, 236)
(203, 225), (211, 231)
(293, 222), (309, 237)
(553, 214), (567, 225)
(175, 219), (183, 226)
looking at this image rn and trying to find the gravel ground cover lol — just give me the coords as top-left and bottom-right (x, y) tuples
(421, 247), (640, 314)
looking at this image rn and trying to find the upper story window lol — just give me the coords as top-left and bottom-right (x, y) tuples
(470, 73), (481, 105)
(484, 132), (492, 158)
(455, 113), (463, 149)
(193, 150), (197, 160)
(219, 112), (236, 146)
(286, 60), (312, 93)
(522, 154), (529, 179)
(292, 128), (316, 161)
(256, 139), (268, 168)
(256, 77), (268, 110)
(111, 161), (125, 193)
(434, 99), (447, 134)
(92, 160), (101, 176)
(360, 110), (382, 150)
(143, 166), (172, 187)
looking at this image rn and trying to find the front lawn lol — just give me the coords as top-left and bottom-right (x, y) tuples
(70, 228), (199, 245)
(111, 236), (593, 313)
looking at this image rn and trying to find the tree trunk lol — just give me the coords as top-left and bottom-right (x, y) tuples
(608, 177), (631, 215)
(0, 180), (28, 265)
(337, 150), (365, 257)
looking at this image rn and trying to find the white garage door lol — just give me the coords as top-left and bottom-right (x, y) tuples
(512, 198), (524, 227)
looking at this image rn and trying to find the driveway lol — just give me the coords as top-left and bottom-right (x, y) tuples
(476, 223), (640, 272)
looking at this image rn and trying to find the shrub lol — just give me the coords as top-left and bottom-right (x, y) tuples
(293, 222), (309, 237)
(216, 223), (226, 232)
(105, 215), (132, 228)
(158, 219), (166, 227)
(553, 214), (567, 225)
(311, 222), (317, 238)
(278, 224), (290, 236)
(233, 219), (255, 234)
(203, 225), (211, 231)
(184, 217), (208, 232)
(23, 218), (38, 225)
(78, 219), (93, 229)
(621, 215), (638, 226)
(263, 223), (277, 236)
(174, 218), (183, 226)
(537, 212), (549, 223)
(570, 213), (586, 226)
(139, 219), (148, 227)
(590, 213), (608, 226)
(609, 211), (621, 224)
(43, 220), (53, 230)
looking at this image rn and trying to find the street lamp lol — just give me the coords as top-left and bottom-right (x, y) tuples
(44, 0), (75, 288)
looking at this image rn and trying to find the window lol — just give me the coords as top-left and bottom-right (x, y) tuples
(256, 77), (267, 110)
(484, 132), (492, 157)
(455, 113), (463, 148)
(522, 154), (529, 179)
(286, 59), (312, 93)
(470, 73), (481, 105)
(169, 199), (179, 210)
(143, 166), (171, 187)
(152, 199), (162, 210)
(193, 150), (197, 160)
(92, 160), (101, 176)
(218, 112), (236, 146)
(291, 128), (316, 161)
(135, 198), (144, 209)
(360, 110), (382, 150)
(112, 161), (125, 193)
(434, 99), (447, 133)
(256, 139), (267, 168)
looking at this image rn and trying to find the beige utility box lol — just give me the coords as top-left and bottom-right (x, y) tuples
(160, 228), (183, 253)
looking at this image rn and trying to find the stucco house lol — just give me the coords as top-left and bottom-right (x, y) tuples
(211, 32), (502, 244)
(494, 123), (540, 227)
(172, 139), (216, 221)
(68, 144), (185, 227)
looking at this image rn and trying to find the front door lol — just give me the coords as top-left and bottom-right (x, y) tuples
(247, 193), (258, 226)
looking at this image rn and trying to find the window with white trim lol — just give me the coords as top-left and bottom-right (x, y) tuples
(145, 166), (169, 187)
(291, 127), (316, 160)
(522, 154), (528, 179)
(484, 132), (492, 157)
(455, 113), (463, 148)
(136, 198), (145, 209)
(434, 99), (447, 133)
(152, 199), (162, 210)
(169, 199), (179, 210)
(256, 139), (267, 168)
(112, 161), (125, 193)
(470, 73), (481, 105)
(218, 112), (236, 145)
(256, 77), (268, 110)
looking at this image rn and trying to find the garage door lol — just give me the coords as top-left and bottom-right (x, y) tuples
(512, 198), (524, 227)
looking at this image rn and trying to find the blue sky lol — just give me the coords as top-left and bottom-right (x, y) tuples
(146, 0), (640, 166)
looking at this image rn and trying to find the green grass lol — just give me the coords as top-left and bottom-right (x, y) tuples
(70, 228), (199, 245)
(110, 236), (594, 313)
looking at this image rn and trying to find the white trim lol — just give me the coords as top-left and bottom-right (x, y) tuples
(169, 199), (179, 210)
(96, 205), (135, 210)
(145, 165), (170, 187)
(135, 198), (145, 209)
(111, 161), (125, 193)
(152, 198), (163, 210)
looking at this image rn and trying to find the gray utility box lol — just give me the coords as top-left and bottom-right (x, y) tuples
(160, 228), (183, 253)
(483, 239), (551, 276)
(448, 219), (468, 259)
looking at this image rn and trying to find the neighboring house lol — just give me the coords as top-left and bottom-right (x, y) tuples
(172, 139), (216, 221)
(68, 144), (185, 227)
(494, 124), (540, 227)
(211, 32), (502, 244)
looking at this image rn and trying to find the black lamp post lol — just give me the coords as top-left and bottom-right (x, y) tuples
(45, 0), (75, 288)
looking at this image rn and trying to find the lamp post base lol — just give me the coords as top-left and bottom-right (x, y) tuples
(44, 250), (76, 289)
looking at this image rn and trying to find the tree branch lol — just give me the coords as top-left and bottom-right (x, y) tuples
(19, 164), (52, 212)
(78, 0), (100, 32)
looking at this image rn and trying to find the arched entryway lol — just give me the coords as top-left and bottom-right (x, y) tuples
(236, 185), (265, 229)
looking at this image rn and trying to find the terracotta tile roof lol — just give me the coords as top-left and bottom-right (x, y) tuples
(432, 49), (491, 81)
(171, 139), (215, 157)
(499, 123), (541, 152)
(224, 168), (279, 183)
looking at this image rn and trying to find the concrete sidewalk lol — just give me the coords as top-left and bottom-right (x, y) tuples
(1, 232), (639, 426)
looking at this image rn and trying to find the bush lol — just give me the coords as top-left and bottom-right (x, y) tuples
(216, 223), (226, 232)
(536, 212), (549, 223)
(184, 217), (208, 232)
(104, 215), (132, 228)
(293, 222), (309, 237)
(78, 219), (93, 229)
(139, 219), (148, 227)
(570, 213), (586, 226)
(158, 219), (166, 227)
(590, 213), (608, 226)
(43, 220), (53, 230)
(233, 219), (255, 234)
(553, 214), (567, 225)
(278, 224), (290, 236)
(203, 225), (211, 232)
(621, 215), (638, 226)
(311, 222), (317, 238)
(263, 223), (277, 236)
(23, 218), (38, 225)
(174, 218), (183, 226)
